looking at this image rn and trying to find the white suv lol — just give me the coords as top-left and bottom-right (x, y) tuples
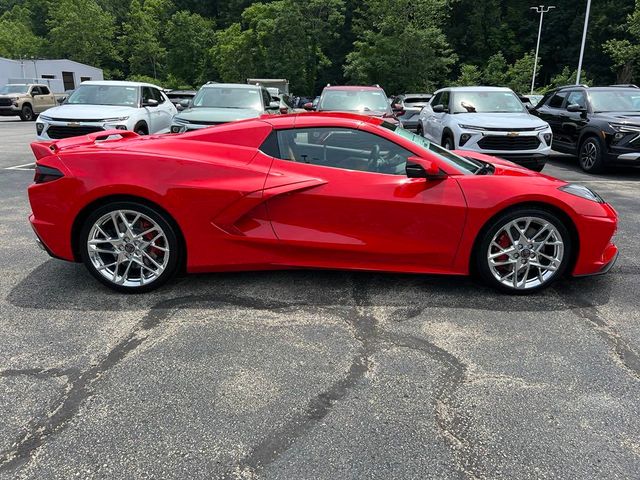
(36, 81), (176, 140)
(417, 86), (552, 171)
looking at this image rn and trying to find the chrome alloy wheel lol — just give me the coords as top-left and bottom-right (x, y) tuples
(580, 141), (597, 170)
(86, 209), (170, 287)
(487, 216), (564, 290)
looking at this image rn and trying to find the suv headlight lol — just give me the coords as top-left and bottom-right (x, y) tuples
(534, 124), (548, 131)
(609, 122), (640, 132)
(39, 115), (52, 122)
(102, 116), (129, 122)
(559, 184), (604, 203)
(459, 124), (486, 131)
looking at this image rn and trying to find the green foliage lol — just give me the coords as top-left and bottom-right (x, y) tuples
(345, 0), (457, 93)
(482, 52), (508, 86)
(46, 0), (119, 69)
(0, 5), (43, 58)
(452, 64), (482, 87)
(543, 66), (591, 92)
(127, 73), (161, 85)
(505, 51), (537, 93)
(165, 10), (215, 85)
(603, 2), (640, 84)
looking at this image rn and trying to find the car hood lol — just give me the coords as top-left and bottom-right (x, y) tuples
(453, 112), (548, 130)
(176, 107), (261, 123)
(593, 112), (640, 126)
(454, 150), (566, 183)
(39, 104), (137, 119)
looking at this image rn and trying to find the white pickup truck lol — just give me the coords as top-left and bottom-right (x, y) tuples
(0, 83), (59, 121)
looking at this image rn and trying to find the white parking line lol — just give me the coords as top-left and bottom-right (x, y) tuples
(4, 162), (35, 171)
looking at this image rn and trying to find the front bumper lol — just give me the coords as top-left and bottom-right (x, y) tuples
(37, 119), (129, 140)
(572, 202), (619, 277)
(0, 106), (21, 116)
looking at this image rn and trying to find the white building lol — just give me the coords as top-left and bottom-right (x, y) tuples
(0, 57), (103, 93)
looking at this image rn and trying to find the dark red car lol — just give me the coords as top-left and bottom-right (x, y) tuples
(28, 112), (618, 293)
(310, 85), (401, 126)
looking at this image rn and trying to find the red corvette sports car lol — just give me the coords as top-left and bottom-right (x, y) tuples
(28, 112), (618, 294)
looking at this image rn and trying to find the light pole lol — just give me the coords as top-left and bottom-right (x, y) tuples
(576, 0), (592, 84)
(530, 5), (555, 95)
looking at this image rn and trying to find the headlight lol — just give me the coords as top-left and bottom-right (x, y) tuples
(101, 116), (129, 122)
(459, 124), (486, 131)
(172, 117), (188, 124)
(559, 184), (604, 203)
(39, 115), (52, 122)
(609, 122), (640, 133)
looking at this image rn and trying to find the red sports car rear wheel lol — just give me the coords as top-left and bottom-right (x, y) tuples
(79, 201), (180, 292)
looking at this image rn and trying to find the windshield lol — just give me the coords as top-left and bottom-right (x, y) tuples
(67, 85), (139, 107)
(451, 91), (525, 113)
(0, 85), (29, 94)
(590, 90), (640, 112)
(319, 90), (390, 113)
(388, 125), (481, 174)
(192, 87), (262, 110)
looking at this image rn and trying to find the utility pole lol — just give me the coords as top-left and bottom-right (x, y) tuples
(530, 5), (555, 95)
(576, 0), (592, 84)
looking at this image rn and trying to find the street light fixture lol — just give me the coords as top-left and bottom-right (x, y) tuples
(530, 5), (555, 95)
(576, 0), (592, 84)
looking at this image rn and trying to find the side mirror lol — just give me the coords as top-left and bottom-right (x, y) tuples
(179, 99), (190, 108)
(279, 106), (289, 114)
(432, 104), (447, 113)
(303, 102), (314, 111)
(143, 99), (159, 107)
(267, 101), (280, 111)
(566, 103), (585, 113)
(406, 156), (445, 179)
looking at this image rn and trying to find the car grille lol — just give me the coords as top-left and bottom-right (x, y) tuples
(0, 98), (13, 106)
(49, 117), (105, 122)
(47, 126), (104, 139)
(478, 136), (540, 151)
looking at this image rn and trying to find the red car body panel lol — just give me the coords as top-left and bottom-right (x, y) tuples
(28, 113), (618, 280)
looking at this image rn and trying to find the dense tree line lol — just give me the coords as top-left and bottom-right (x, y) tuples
(0, 0), (638, 95)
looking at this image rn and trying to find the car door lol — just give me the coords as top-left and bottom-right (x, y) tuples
(151, 88), (174, 132)
(30, 86), (44, 113)
(426, 91), (449, 144)
(262, 125), (467, 271)
(536, 91), (568, 148)
(563, 90), (589, 150)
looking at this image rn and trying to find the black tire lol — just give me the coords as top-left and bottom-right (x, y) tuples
(79, 201), (181, 293)
(475, 207), (572, 294)
(578, 136), (606, 174)
(20, 104), (34, 121)
(442, 133), (455, 150)
(134, 123), (148, 135)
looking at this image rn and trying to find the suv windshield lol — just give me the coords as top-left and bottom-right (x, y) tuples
(590, 89), (640, 112)
(0, 85), (29, 94)
(192, 87), (262, 110)
(387, 124), (482, 174)
(319, 89), (390, 114)
(451, 91), (525, 113)
(67, 85), (139, 107)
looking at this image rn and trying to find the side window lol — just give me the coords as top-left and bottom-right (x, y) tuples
(142, 87), (154, 104)
(566, 90), (587, 109)
(548, 91), (568, 108)
(40, 86), (50, 95)
(431, 92), (442, 107)
(275, 127), (413, 175)
(262, 89), (271, 108)
(152, 88), (165, 103)
(31, 86), (41, 95)
(440, 91), (450, 111)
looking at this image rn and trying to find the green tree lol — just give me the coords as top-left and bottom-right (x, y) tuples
(345, 0), (456, 94)
(210, 23), (256, 83)
(46, 0), (119, 70)
(603, 2), (640, 83)
(120, 0), (173, 79)
(165, 10), (215, 85)
(482, 52), (508, 86)
(543, 66), (590, 91)
(0, 5), (43, 58)
(505, 51), (537, 93)
(452, 64), (482, 86)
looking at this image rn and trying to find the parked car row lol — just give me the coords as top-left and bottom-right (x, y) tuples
(14, 75), (640, 175)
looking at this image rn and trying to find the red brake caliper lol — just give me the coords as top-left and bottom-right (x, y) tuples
(495, 232), (511, 272)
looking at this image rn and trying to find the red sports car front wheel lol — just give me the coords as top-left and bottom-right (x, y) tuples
(476, 208), (573, 294)
(79, 201), (180, 293)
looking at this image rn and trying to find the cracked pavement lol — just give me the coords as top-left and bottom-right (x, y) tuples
(1, 118), (639, 479)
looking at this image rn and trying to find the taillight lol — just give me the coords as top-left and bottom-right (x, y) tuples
(34, 164), (64, 184)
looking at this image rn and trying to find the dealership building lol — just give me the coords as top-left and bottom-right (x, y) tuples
(0, 57), (103, 93)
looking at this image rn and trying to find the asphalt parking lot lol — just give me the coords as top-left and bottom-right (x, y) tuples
(0, 117), (639, 480)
